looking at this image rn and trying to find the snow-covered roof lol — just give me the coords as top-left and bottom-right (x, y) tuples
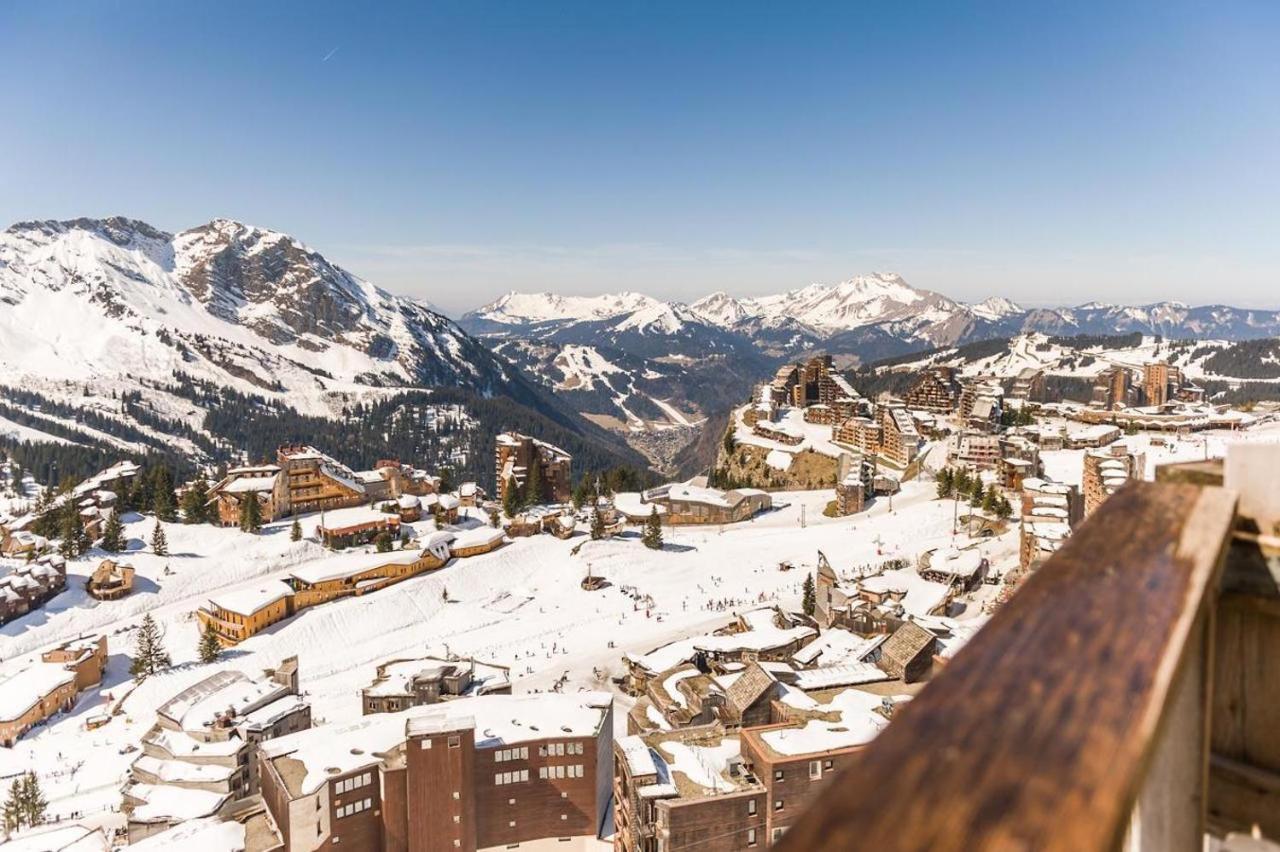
(626, 608), (815, 675)
(925, 548), (986, 580)
(221, 475), (278, 494)
(0, 662), (77, 723)
(317, 505), (398, 530)
(363, 657), (510, 698)
(157, 669), (291, 732)
(0, 824), (109, 852)
(133, 755), (236, 784)
(126, 783), (228, 823)
(617, 734), (659, 777)
(759, 688), (896, 756)
(451, 526), (504, 550)
(205, 580), (294, 617)
(289, 548), (421, 585)
(126, 817), (245, 852)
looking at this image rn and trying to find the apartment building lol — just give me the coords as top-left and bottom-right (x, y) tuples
(903, 367), (960, 413)
(258, 692), (614, 852)
(1082, 444), (1146, 516)
(124, 658), (310, 842)
(494, 432), (573, 505)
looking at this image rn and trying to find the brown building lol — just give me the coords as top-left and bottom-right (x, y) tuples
(833, 454), (875, 517)
(126, 658), (310, 842)
(616, 483), (772, 527)
(87, 558), (135, 600)
(494, 432), (573, 505)
(875, 405), (921, 468)
(0, 635), (107, 747)
(316, 505), (401, 550)
(1009, 367), (1046, 403)
(627, 661), (780, 735)
(1082, 444), (1145, 516)
(1091, 366), (1135, 410)
(903, 367), (960, 413)
(1018, 478), (1080, 570)
(1142, 362), (1183, 407)
(259, 692), (614, 852)
(770, 356), (861, 411)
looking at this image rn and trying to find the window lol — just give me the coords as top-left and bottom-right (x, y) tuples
(747, 799), (757, 816)
(448, 735), (461, 748)
(772, 828), (786, 842)
(539, 767), (548, 780)
(809, 760), (822, 780)
(823, 759), (833, 770)
(774, 799), (784, 811)
(774, 770), (784, 781)
(747, 828), (758, 846)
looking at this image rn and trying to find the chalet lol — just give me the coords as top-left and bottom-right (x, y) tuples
(494, 432), (573, 505)
(2, 460), (139, 537)
(0, 635), (106, 747)
(392, 493), (421, 522)
(0, 553), (66, 625)
(918, 547), (988, 591)
(208, 464), (287, 527)
(449, 526), (506, 558)
(361, 655), (511, 715)
(276, 444), (368, 516)
(457, 481), (482, 506)
(615, 483), (772, 526)
(87, 558), (135, 600)
(126, 658), (309, 842)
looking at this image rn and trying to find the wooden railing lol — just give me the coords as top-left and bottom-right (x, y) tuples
(779, 455), (1280, 851)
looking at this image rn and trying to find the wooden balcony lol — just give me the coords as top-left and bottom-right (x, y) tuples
(779, 446), (1280, 852)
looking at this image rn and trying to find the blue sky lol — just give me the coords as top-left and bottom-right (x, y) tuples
(1, 2), (1277, 315)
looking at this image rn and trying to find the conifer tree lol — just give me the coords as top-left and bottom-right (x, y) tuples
(488, 508), (500, 528)
(180, 479), (209, 524)
(375, 531), (392, 553)
(100, 510), (125, 553)
(970, 483), (985, 509)
(59, 506), (84, 558)
(642, 506), (664, 551)
(438, 467), (454, 494)
(502, 476), (521, 519)
(290, 518), (302, 542)
(935, 468), (954, 499)
(524, 459), (542, 507)
(590, 507), (606, 541)
(981, 487), (996, 514)
(151, 466), (177, 522)
(995, 495), (1013, 521)
(19, 772), (45, 828)
(198, 622), (223, 664)
(129, 613), (172, 679)
(150, 522), (168, 556)
(802, 573), (816, 616)
(2, 778), (22, 834)
(239, 496), (262, 533)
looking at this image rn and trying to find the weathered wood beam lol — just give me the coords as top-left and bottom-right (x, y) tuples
(777, 481), (1238, 852)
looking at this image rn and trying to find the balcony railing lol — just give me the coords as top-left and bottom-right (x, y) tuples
(779, 448), (1280, 851)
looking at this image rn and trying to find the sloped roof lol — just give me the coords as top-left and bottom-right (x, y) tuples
(880, 621), (936, 671)
(725, 662), (776, 714)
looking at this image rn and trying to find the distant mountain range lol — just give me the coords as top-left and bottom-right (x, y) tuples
(458, 275), (1280, 456)
(0, 217), (645, 482)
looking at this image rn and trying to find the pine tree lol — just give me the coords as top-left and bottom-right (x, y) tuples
(180, 479), (210, 524)
(995, 495), (1013, 521)
(19, 772), (45, 828)
(802, 573), (816, 616)
(502, 476), (521, 519)
(488, 508), (500, 528)
(642, 507), (664, 551)
(524, 459), (543, 507)
(2, 778), (21, 833)
(290, 518), (302, 542)
(935, 468), (954, 499)
(981, 487), (996, 514)
(129, 613), (172, 679)
(571, 481), (588, 511)
(151, 466), (177, 522)
(150, 522), (168, 556)
(100, 510), (125, 553)
(59, 506), (84, 558)
(590, 507), (605, 541)
(239, 496), (262, 533)
(438, 467), (454, 494)
(970, 482), (985, 509)
(198, 622), (223, 664)
(375, 531), (392, 553)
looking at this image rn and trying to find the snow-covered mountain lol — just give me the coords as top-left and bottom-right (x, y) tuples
(0, 217), (643, 477)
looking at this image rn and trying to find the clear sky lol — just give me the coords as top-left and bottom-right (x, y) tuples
(1, 2), (1277, 315)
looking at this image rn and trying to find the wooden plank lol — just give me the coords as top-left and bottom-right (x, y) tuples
(776, 482), (1238, 852)
(1208, 754), (1280, 839)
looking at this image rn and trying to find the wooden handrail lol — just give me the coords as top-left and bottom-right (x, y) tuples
(777, 481), (1239, 852)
